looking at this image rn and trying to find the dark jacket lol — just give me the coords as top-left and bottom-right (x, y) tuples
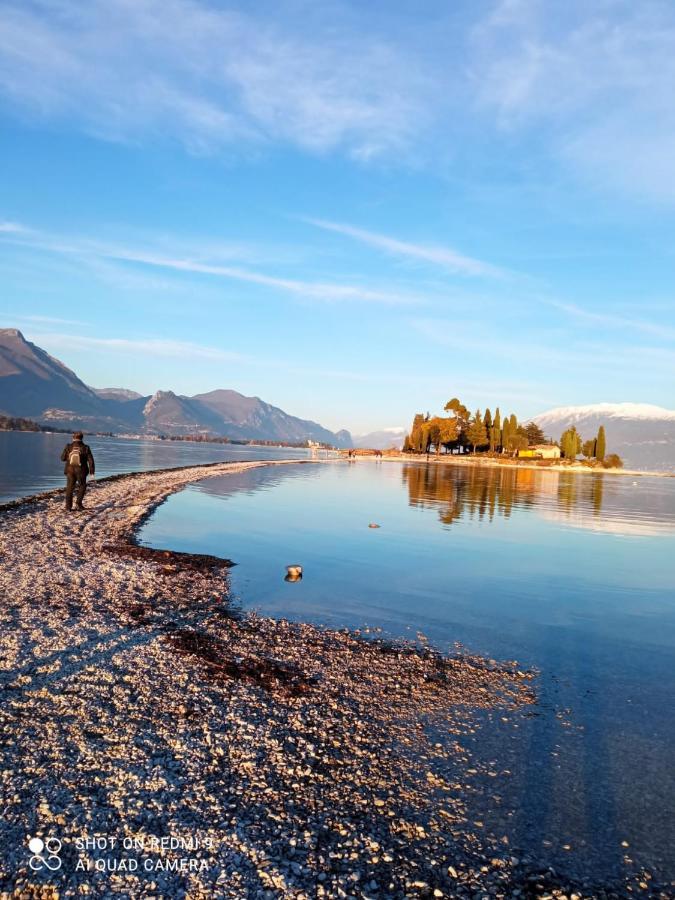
(61, 441), (95, 476)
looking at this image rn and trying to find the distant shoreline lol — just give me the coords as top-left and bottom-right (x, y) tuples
(0, 427), (316, 450)
(3, 428), (672, 477)
(375, 451), (675, 478)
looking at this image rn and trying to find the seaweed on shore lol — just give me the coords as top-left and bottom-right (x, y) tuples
(103, 542), (234, 572)
(164, 626), (316, 696)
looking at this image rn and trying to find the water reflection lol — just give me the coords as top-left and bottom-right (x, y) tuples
(403, 461), (527, 524)
(138, 459), (675, 882)
(401, 462), (675, 536)
(0, 431), (311, 504)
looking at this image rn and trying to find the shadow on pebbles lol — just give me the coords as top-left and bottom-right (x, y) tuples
(0, 462), (662, 898)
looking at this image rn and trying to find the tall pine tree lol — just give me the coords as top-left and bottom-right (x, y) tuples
(524, 421), (545, 445)
(466, 410), (488, 453)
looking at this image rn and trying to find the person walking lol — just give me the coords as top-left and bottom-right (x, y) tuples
(60, 431), (96, 511)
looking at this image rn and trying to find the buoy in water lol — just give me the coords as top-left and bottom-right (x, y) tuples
(368, 523), (381, 529)
(285, 564), (303, 582)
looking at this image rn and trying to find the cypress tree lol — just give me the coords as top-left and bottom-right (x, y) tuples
(560, 427), (582, 460)
(596, 425), (606, 460)
(502, 417), (511, 453)
(421, 423), (432, 454)
(492, 408), (501, 452)
(410, 414), (425, 453)
(561, 429), (571, 459)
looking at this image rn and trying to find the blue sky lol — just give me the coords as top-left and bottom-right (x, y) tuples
(1, 0), (674, 434)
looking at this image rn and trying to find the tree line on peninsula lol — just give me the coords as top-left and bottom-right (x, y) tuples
(402, 398), (622, 466)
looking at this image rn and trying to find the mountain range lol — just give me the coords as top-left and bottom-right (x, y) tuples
(0, 329), (352, 447)
(533, 403), (675, 471)
(3, 329), (674, 467)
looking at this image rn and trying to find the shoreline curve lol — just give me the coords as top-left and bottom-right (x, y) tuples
(0, 461), (656, 898)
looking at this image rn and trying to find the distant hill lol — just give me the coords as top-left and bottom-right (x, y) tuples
(0, 329), (352, 447)
(194, 390), (348, 445)
(334, 429), (352, 448)
(534, 403), (675, 471)
(92, 387), (143, 402)
(0, 328), (106, 419)
(353, 427), (406, 450)
(140, 390), (226, 435)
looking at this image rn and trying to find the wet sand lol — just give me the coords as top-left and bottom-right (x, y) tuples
(0, 461), (666, 898)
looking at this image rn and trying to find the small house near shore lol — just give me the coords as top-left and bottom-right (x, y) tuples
(518, 444), (561, 460)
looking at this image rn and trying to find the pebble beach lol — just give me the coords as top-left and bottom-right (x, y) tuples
(0, 461), (666, 899)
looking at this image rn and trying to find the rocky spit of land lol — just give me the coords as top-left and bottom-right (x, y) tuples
(0, 462), (667, 899)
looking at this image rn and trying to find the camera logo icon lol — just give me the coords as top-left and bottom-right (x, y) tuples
(28, 836), (62, 871)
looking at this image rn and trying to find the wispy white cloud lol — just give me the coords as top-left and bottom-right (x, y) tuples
(0, 220), (423, 306)
(0, 221), (27, 233)
(473, 0), (675, 200)
(0, 314), (88, 327)
(409, 316), (675, 373)
(305, 218), (505, 278)
(108, 248), (420, 305)
(76, 257), (185, 294)
(33, 332), (243, 361)
(548, 299), (675, 341)
(0, 0), (430, 160)
(2, 0), (675, 207)
(27, 330), (449, 387)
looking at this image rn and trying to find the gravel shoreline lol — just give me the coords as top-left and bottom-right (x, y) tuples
(0, 461), (665, 898)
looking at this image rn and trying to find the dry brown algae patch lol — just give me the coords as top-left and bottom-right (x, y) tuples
(0, 460), (616, 899)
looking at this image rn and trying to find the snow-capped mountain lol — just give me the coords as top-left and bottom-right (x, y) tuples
(533, 403), (675, 471)
(535, 403), (675, 425)
(353, 427), (406, 450)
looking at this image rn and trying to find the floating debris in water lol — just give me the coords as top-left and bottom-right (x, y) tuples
(285, 564), (303, 582)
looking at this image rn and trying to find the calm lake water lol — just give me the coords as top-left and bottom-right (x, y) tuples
(0, 431), (311, 504)
(141, 460), (675, 886)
